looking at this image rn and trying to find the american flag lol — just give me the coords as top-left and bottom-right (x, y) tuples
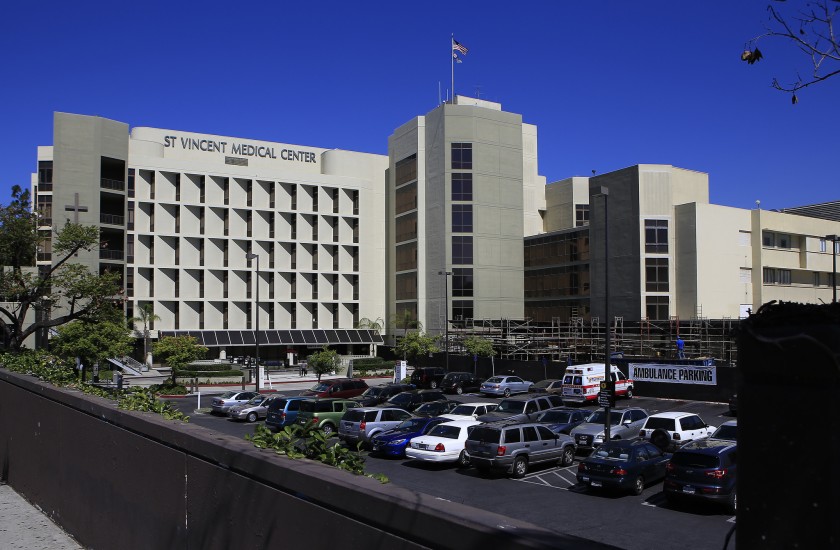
(452, 39), (469, 55)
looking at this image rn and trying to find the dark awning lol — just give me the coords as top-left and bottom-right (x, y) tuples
(158, 329), (384, 347)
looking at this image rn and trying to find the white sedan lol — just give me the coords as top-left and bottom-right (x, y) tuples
(405, 419), (480, 467)
(439, 402), (498, 421)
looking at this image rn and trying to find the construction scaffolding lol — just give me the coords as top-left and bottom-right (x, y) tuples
(448, 316), (739, 366)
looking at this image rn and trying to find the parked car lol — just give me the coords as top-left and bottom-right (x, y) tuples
(570, 407), (650, 450)
(410, 367), (447, 389)
(228, 394), (276, 422)
(480, 375), (534, 397)
(577, 440), (671, 495)
(477, 394), (565, 423)
(338, 407), (413, 447)
(466, 421), (576, 478)
(384, 389), (447, 412)
(529, 379), (563, 394)
(405, 419), (480, 467)
(709, 420), (737, 442)
(535, 407), (590, 435)
(296, 398), (359, 436)
(413, 400), (460, 417)
(663, 438), (737, 513)
(439, 371), (483, 395)
(370, 417), (453, 458)
(265, 396), (309, 431)
(351, 383), (415, 407)
(210, 391), (259, 415)
(639, 412), (716, 451)
(440, 402), (499, 421)
(300, 378), (369, 399)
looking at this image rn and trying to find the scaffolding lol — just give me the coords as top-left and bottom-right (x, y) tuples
(448, 316), (739, 366)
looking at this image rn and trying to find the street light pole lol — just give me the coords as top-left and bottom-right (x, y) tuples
(247, 252), (261, 392)
(439, 270), (452, 371)
(827, 235), (838, 304)
(596, 186), (611, 444)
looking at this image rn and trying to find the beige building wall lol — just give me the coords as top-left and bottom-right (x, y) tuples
(543, 176), (590, 233)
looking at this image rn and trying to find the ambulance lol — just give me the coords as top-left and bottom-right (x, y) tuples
(561, 363), (634, 404)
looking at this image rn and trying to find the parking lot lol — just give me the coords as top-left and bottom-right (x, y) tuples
(164, 391), (736, 550)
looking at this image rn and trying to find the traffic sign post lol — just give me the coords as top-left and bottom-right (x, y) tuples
(598, 380), (616, 408)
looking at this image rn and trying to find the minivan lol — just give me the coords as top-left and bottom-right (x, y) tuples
(296, 398), (359, 437)
(265, 396), (309, 431)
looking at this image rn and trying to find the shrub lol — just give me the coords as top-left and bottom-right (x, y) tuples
(175, 369), (243, 378)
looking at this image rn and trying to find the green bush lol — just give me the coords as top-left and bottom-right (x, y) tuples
(183, 362), (236, 372)
(176, 369), (243, 378)
(352, 358), (394, 368)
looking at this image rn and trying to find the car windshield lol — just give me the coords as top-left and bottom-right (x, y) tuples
(644, 417), (676, 430)
(394, 418), (429, 432)
(245, 395), (266, 405)
(711, 424), (738, 440)
(268, 399), (287, 411)
(388, 393), (411, 405)
(442, 373), (458, 382)
(533, 380), (553, 389)
(218, 391), (237, 399)
(309, 383), (331, 392)
(539, 410), (571, 423)
(671, 452), (720, 469)
(586, 410), (622, 425)
(485, 377), (504, 384)
(467, 427), (501, 443)
(592, 445), (633, 460)
(427, 425), (462, 439)
(361, 387), (382, 397)
(415, 403), (441, 413)
(449, 405), (476, 416)
(496, 400), (526, 414)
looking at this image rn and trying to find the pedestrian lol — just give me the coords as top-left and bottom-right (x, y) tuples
(303, 362), (308, 376)
(676, 337), (685, 359)
(298, 363), (304, 377)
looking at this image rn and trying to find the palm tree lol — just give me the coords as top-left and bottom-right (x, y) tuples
(355, 317), (385, 358)
(131, 303), (161, 368)
(390, 309), (422, 361)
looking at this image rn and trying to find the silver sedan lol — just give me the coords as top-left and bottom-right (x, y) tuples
(480, 376), (533, 397)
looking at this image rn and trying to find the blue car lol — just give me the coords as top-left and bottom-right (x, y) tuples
(264, 396), (308, 431)
(536, 407), (590, 435)
(369, 417), (452, 458)
(577, 440), (671, 495)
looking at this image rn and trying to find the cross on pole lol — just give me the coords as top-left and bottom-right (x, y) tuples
(65, 193), (89, 223)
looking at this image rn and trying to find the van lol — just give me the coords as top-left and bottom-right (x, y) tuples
(561, 363), (634, 404)
(265, 396), (309, 431)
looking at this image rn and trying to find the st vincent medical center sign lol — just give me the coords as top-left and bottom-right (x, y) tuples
(163, 135), (317, 163)
(629, 363), (717, 385)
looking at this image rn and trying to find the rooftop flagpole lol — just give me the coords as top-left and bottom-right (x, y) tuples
(451, 34), (455, 103)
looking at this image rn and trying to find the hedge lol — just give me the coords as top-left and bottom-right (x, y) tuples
(352, 358), (395, 368)
(175, 369), (243, 378)
(183, 363), (236, 372)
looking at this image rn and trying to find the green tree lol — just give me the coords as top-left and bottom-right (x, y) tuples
(153, 335), (208, 385)
(50, 319), (134, 381)
(307, 346), (340, 382)
(131, 302), (161, 366)
(394, 331), (439, 363)
(743, 0), (840, 102)
(391, 308), (422, 339)
(462, 336), (496, 358)
(355, 317), (384, 332)
(0, 188), (123, 351)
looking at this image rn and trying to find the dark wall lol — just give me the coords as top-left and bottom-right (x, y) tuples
(0, 370), (612, 550)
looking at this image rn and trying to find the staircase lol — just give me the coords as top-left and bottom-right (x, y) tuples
(106, 357), (169, 387)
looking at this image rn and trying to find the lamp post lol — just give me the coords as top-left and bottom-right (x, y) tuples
(827, 235), (838, 304)
(246, 252), (261, 393)
(595, 186), (611, 444)
(439, 270), (452, 371)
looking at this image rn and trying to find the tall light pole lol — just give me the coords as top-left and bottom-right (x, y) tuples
(827, 235), (838, 304)
(439, 270), (452, 371)
(247, 252), (261, 392)
(595, 186), (611, 444)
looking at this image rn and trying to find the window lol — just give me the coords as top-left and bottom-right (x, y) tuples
(504, 428), (521, 443)
(645, 296), (669, 320)
(763, 267), (775, 284)
(395, 181), (417, 214)
(764, 268), (791, 285)
(575, 204), (589, 227)
(395, 154), (417, 186)
(814, 272), (821, 287)
(451, 143), (472, 169)
(452, 236), (473, 264)
(395, 212), (417, 243)
(762, 231), (775, 247)
(778, 269), (791, 285)
(452, 268), (473, 297)
(452, 204), (473, 232)
(820, 239), (827, 253)
(645, 258), (669, 291)
(523, 426), (539, 442)
(452, 300), (473, 321)
(452, 173), (472, 201)
(645, 219), (668, 253)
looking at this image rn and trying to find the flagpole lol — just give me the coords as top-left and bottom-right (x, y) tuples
(451, 33), (455, 103)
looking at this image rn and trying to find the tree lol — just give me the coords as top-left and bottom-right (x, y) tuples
(462, 336), (496, 358)
(355, 316), (384, 357)
(153, 335), (208, 385)
(307, 346), (340, 382)
(0, 188), (123, 351)
(50, 319), (134, 381)
(394, 331), (439, 363)
(131, 303), (161, 366)
(391, 308), (422, 339)
(743, 0), (840, 102)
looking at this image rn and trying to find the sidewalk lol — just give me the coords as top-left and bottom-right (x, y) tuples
(187, 371), (397, 395)
(0, 483), (81, 549)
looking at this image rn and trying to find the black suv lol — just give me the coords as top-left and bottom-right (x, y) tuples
(410, 367), (447, 389)
(439, 371), (482, 395)
(352, 383), (416, 407)
(663, 438), (737, 513)
(384, 389), (447, 412)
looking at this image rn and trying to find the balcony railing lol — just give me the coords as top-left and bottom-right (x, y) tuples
(99, 249), (125, 260)
(101, 178), (125, 191)
(100, 213), (125, 225)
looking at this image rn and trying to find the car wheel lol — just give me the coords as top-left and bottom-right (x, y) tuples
(512, 456), (529, 478)
(560, 446), (575, 467)
(651, 429), (670, 451)
(728, 490), (737, 514)
(504, 388), (511, 398)
(632, 476), (645, 496)
(321, 423), (335, 437)
(246, 412), (258, 423)
(456, 450), (470, 468)
(626, 387), (634, 399)
(455, 386), (463, 395)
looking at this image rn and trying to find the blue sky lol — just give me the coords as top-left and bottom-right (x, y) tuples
(1, 1), (836, 211)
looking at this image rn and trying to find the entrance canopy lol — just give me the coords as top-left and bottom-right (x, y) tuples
(158, 329), (383, 347)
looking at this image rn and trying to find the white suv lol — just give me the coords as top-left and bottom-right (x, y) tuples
(639, 412), (716, 451)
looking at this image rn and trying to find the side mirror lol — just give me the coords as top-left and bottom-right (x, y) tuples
(623, 419), (632, 426)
